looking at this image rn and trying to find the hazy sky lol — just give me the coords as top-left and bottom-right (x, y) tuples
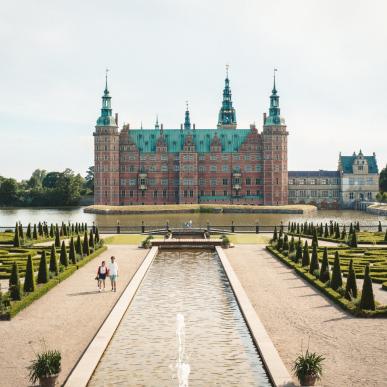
(0, 0), (386, 180)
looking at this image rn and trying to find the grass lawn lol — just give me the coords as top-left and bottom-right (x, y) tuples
(103, 234), (164, 244)
(357, 231), (386, 244)
(0, 232), (14, 244)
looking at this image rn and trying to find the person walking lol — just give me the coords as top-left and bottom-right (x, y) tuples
(108, 256), (119, 292)
(96, 260), (108, 292)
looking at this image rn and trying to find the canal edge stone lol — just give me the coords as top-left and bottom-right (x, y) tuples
(216, 246), (295, 387)
(64, 246), (159, 387)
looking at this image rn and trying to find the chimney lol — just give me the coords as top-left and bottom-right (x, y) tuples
(193, 123), (196, 130)
(115, 113), (119, 126)
(263, 113), (267, 125)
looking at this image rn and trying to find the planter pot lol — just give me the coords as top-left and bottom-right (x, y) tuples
(299, 374), (317, 386)
(39, 373), (59, 387)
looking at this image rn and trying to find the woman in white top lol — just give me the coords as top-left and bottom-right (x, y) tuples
(97, 261), (108, 292)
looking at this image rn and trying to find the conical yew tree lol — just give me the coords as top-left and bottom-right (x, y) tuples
(345, 259), (357, 300)
(69, 237), (76, 264)
(13, 225), (21, 247)
(302, 241), (310, 267)
(49, 244), (59, 275)
(319, 247), (330, 283)
(9, 262), (22, 300)
(24, 255), (36, 293)
(37, 250), (48, 284)
(330, 251), (342, 290)
(60, 240), (69, 267)
(359, 265), (375, 310)
(272, 226), (278, 241)
(309, 243), (320, 275)
(83, 230), (90, 256)
(55, 226), (61, 248)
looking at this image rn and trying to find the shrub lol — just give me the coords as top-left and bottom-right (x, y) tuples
(272, 226), (278, 241)
(33, 224), (38, 239)
(55, 227), (60, 248)
(60, 241), (68, 267)
(76, 235), (82, 256)
(89, 229), (95, 248)
(9, 262), (22, 301)
(24, 255), (36, 293)
(324, 224), (329, 238)
(95, 227), (100, 243)
(49, 244), (59, 276)
(283, 234), (289, 251)
(289, 236), (295, 253)
(26, 223), (32, 239)
(69, 237), (76, 264)
(37, 251), (48, 284)
(302, 241), (310, 267)
(359, 265), (375, 310)
(309, 244), (320, 275)
(312, 229), (318, 247)
(330, 251), (342, 291)
(295, 240), (303, 263)
(292, 349), (324, 384)
(319, 248), (330, 283)
(385, 230), (387, 242)
(345, 259), (357, 300)
(277, 236), (284, 250)
(378, 221), (382, 232)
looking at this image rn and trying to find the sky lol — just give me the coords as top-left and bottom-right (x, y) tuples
(0, 0), (386, 181)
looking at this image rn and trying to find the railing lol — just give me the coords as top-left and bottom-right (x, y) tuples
(1, 223), (386, 235)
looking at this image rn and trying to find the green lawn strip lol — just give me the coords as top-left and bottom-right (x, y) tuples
(103, 234), (164, 244)
(1, 246), (107, 320)
(211, 233), (270, 244)
(266, 245), (387, 317)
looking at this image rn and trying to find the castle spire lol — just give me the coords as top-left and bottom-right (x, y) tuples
(96, 69), (116, 127)
(217, 64), (237, 129)
(155, 115), (160, 129)
(264, 68), (285, 126)
(184, 100), (191, 130)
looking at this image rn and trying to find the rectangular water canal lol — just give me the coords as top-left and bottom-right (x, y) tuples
(88, 249), (272, 386)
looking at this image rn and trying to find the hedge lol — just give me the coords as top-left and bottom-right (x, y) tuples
(1, 246), (107, 320)
(266, 245), (387, 318)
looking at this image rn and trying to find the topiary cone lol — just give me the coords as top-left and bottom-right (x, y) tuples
(359, 265), (375, 310)
(345, 259), (357, 300)
(24, 255), (36, 293)
(330, 251), (342, 290)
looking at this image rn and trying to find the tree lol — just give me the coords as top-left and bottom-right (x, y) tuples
(60, 241), (69, 267)
(26, 223), (32, 239)
(309, 243), (320, 275)
(33, 224), (38, 239)
(76, 234), (83, 256)
(324, 224), (329, 238)
(0, 178), (19, 205)
(89, 229), (95, 249)
(55, 226), (61, 248)
(319, 248), (330, 283)
(13, 224), (21, 247)
(69, 237), (76, 264)
(312, 229), (318, 247)
(359, 265), (375, 310)
(37, 250), (48, 284)
(349, 232), (358, 248)
(24, 255), (36, 293)
(345, 259), (357, 300)
(272, 226), (278, 241)
(9, 262), (22, 300)
(95, 227), (100, 243)
(330, 251), (342, 290)
(83, 230), (90, 256)
(42, 171), (61, 188)
(49, 244), (59, 275)
(18, 222), (24, 240)
(295, 239), (303, 263)
(379, 164), (387, 193)
(85, 166), (94, 193)
(302, 241), (310, 267)
(289, 236), (295, 254)
(385, 230), (387, 242)
(27, 169), (47, 188)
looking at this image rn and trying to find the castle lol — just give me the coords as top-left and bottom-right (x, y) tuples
(94, 70), (289, 206)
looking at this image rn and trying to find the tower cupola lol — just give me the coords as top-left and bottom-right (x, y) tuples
(217, 65), (237, 129)
(96, 69), (117, 127)
(264, 69), (285, 126)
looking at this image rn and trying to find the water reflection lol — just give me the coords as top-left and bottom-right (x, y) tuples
(0, 207), (384, 227)
(88, 250), (271, 387)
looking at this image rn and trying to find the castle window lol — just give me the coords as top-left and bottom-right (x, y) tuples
(210, 165), (217, 172)
(161, 179), (168, 186)
(256, 190), (261, 196)
(153, 191), (158, 198)
(224, 191), (228, 196)
(212, 190), (215, 196)
(256, 178), (262, 185)
(200, 190), (204, 196)
(349, 192), (354, 199)
(223, 178), (228, 185)
(189, 190), (194, 197)
(199, 166), (205, 172)
(276, 178), (279, 184)
(222, 165), (229, 172)
(129, 191), (133, 197)
(247, 190), (251, 196)
(255, 165), (262, 172)
(210, 155), (217, 161)
(245, 165), (252, 172)
(246, 178), (251, 185)
(199, 154), (205, 160)
(222, 155), (229, 160)
(210, 178), (217, 186)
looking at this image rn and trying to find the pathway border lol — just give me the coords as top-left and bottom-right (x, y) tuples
(216, 246), (295, 387)
(64, 246), (158, 387)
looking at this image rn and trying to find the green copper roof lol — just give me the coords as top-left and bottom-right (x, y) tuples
(340, 154), (378, 174)
(217, 70), (237, 127)
(264, 71), (285, 126)
(127, 128), (252, 153)
(96, 72), (117, 127)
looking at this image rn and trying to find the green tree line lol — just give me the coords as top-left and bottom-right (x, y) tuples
(0, 167), (94, 206)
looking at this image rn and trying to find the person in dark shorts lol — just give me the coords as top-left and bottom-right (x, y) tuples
(97, 260), (108, 292)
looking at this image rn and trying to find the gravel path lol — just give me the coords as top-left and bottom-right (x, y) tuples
(0, 244), (147, 387)
(226, 244), (387, 387)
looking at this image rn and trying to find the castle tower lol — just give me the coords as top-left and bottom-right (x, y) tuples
(183, 101), (191, 130)
(262, 70), (288, 205)
(93, 71), (120, 205)
(217, 65), (237, 129)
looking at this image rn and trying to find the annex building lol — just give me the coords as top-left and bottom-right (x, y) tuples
(94, 71), (289, 206)
(288, 151), (379, 209)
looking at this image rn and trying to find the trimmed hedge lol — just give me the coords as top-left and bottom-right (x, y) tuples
(266, 245), (387, 318)
(1, 246), (107, 320)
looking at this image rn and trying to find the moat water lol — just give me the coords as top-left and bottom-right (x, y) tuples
(88, 249), (272, 387)
(0, 207), (385, 228)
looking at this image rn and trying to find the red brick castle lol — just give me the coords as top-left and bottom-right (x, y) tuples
(94, 70), (288, 206)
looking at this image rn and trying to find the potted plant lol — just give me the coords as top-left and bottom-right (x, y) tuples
(292, 349), (324, 386)
(221, 235), (230, 248)
(28, 349), (61, 387)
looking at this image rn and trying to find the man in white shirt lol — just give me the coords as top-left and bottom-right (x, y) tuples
(108, 256), (119, 292)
